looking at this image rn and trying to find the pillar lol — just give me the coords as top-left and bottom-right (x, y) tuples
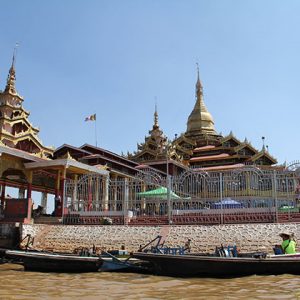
(59, 168), (66, 217)
(72, 174), (78, 211)
(95, 176), (100, 211)
(26, 171), (33, 222)
(54, 169), (65, 217)
(41, 192), (47, 214)
(111, 174), (117, 211)
(18, 188), (26, 199)
(273, 170), (278, 223)
(87, 176), (93, 211)
(141, 181), (146, 213)
(124, 178), (129, 224)
(0, 183), (5, 212)
(103, 175), (109, 211)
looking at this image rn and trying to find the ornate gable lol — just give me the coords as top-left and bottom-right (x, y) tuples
(248, 148), (277, 165)
(234, 141), (257, 156)
(221, 132), (241, 148)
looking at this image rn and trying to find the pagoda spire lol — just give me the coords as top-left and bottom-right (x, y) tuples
(153, 104), (159, 129)
(4, 46), (18, 95)
(196, 62), (203, 97)
(186, 64), (217, 136)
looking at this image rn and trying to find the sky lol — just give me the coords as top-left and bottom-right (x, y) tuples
(0, 0), (299, 165)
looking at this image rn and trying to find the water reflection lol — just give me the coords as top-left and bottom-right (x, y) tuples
(0, 264), (300, 300)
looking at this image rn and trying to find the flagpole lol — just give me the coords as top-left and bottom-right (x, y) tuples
(95, 116), (98, 147)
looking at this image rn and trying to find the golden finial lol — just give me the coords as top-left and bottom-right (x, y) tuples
(12, 43), (19, 66)
(195, 62), (203, 94)
(5, 43), (19, 94)
(154, 98), (159, 128)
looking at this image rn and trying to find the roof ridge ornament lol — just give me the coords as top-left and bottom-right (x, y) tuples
(59, 151), (75, 160)
(261, 136), (266, 152)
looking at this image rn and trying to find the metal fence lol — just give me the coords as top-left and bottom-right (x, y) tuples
(63, 162), (300, 225)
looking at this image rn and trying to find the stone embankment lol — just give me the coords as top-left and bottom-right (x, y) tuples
(20, 223), (300, 254)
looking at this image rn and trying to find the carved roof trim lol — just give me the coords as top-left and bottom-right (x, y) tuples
(220, 134), (242, 145)
(234, 142), (258, 154)
(248, 150), (277, 164)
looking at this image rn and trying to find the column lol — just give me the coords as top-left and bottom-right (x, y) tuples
(124, 178), (129, 224)
(111, 174), (117, 211)
(87, 176), (93, 211)
(59, 168), (66, 217)
(18, 188), (26, 199)
(72, 174), (78, 211)
(219, 172), (223, 225)
(26, 171), (33, 222)
(41, 192), (47, 214)
(103, 175), (109, 211)
(0, 183), (5, 212)
(54, 170), (63, 217)
(273, 170), (278, 223)
(95, 175), (99, 211)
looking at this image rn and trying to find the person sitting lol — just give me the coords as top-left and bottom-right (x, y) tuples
(279, 232), (296, 254)
(184, 239), (191, 253)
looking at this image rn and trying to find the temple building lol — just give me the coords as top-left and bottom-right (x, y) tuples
(129, 68), (277, 173)
(0, 53), (283, 227)
(0, 54), (53, 158)
(170, 68), (277, 171)
(129, 68), (277, 172)
(0, 54), (108, 223)
(127, 105), (187, 176)
(53, 143), (144, 180)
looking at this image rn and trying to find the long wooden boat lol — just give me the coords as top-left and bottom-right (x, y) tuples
(100, 252), (150, 273)
(0, 248), (7, 264)
(132, 252), (300, 277)
(5, 250), (103, 272)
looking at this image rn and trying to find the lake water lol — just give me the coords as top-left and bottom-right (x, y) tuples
(1, 263), (300, 300)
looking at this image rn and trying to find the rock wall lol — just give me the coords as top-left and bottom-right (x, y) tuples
(20, 223), (300, 254)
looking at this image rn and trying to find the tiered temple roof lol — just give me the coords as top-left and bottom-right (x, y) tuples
(127, 106), (187, 175)
(171, 69), (277, 169)
(187, 132), (277, 169)
(130, 67), (278, 171)
(128, 106), (182, 163)
(0, 53), (54, 159)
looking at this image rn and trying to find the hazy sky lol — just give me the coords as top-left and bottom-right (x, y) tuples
(0, 0), (299, 165)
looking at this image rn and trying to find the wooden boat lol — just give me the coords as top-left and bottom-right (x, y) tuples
(5, 250), (103, 273)
(100, 251), (150, 273)
(0, 248), (6, 263)
(132, 252), (300, 277)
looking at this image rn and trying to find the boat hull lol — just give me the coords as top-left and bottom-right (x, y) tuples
(6, 250), (102, 273)
(100, 257), (151, 273)
(132, 252), (300, 277)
